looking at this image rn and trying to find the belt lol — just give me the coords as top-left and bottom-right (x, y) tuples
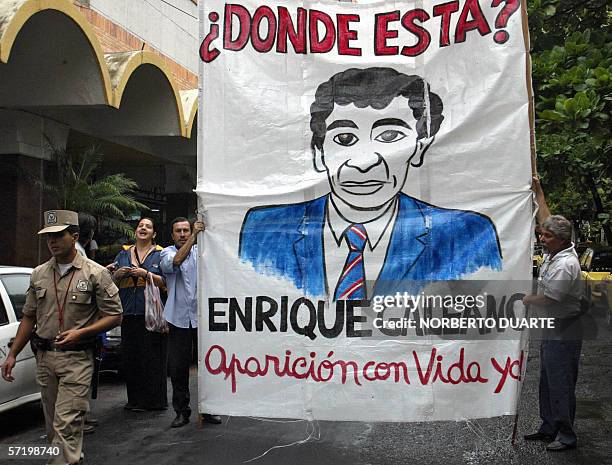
(46, 342), (93, 352)
(32, 334), (94, 352)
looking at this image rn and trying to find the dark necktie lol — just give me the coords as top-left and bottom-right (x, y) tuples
(334, 223), (368, 301)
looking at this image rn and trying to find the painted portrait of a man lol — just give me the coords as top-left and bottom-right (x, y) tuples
(239, 67), (502, 299)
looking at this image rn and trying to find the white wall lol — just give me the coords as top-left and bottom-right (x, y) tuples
(89, 0), (198, 73)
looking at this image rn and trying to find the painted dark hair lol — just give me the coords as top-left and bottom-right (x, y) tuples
(310, 67), (444, 152)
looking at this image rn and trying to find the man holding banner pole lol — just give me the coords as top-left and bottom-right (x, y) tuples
(523, 177), (583, 451)
(161, 217), (222, 428)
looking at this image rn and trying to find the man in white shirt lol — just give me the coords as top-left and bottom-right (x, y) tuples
(523, 178), (583, 451)
(76, 213), (96, 259)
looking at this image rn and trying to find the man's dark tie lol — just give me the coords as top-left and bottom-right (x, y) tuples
(334, 223), (367, 301)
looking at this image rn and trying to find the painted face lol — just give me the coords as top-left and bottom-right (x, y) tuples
(172, 221), (192, 248)
(539, 228), (566, 255)
(47, 230), (77, 259)
(135, 219), (156, 243)
(317, 96), (422, 210)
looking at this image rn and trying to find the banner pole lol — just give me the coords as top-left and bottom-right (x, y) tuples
(521, 0), (537, 176)
(512, 0), (535, 446)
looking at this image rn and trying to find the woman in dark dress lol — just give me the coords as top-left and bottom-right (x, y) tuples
(112, 218), (167, 411)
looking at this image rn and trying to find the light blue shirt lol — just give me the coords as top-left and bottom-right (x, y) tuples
(160, 244), (198, 328)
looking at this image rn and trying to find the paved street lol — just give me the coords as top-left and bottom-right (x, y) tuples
(2, 318), (611, 465)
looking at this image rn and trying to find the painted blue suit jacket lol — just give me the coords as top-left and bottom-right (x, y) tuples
(239, 194), (502, 297)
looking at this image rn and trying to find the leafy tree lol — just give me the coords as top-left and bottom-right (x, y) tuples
(41, 140), (148, 238)
(528, 0), (611, 242)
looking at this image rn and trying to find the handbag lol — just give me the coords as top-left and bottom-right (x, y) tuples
(144, 272), (168, 333)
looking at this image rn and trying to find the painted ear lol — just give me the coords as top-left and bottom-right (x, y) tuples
(312, 146), (326, 173)
(410, 136), (435, 167)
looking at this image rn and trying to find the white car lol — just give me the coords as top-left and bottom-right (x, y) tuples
(0, 266), (40, 413)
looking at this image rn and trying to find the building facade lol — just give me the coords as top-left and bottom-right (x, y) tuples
(0, 0), (200, 265)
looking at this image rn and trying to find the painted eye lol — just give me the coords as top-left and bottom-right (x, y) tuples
(333, 133), (359, 147)
(374, 130), (406, 143)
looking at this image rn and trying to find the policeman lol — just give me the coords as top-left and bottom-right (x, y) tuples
(1, 210), (123, 465)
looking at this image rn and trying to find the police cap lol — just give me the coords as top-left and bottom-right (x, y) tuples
(38, 210), (79, 235)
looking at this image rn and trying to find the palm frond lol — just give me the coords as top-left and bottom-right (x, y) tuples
(100, 217), (137, 239)
(34, 136), (149, 227)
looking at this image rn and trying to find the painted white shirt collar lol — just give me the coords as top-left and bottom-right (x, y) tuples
(326, 196), (398, 250)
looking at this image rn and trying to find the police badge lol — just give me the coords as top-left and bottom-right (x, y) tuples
(76, 279), (89, 292)
(46, 211), (57, 224)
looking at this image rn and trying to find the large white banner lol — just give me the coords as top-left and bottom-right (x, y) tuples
(197, 0), (534, 421)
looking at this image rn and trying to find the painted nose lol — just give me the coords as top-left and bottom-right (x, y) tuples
(345, 149), (383, 173)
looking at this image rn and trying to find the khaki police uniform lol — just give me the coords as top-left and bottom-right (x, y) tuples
(22, 210), (122, 465)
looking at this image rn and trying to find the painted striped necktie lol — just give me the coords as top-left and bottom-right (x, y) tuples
(334, 223), (368, 301)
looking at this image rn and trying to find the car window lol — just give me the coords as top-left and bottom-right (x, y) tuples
(0, 274), (31, 320)
(0, 296), (7, 326)
(591, 252), (612, 272)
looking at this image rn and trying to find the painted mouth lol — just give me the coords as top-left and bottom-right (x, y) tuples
(339, 180), (387, 195)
